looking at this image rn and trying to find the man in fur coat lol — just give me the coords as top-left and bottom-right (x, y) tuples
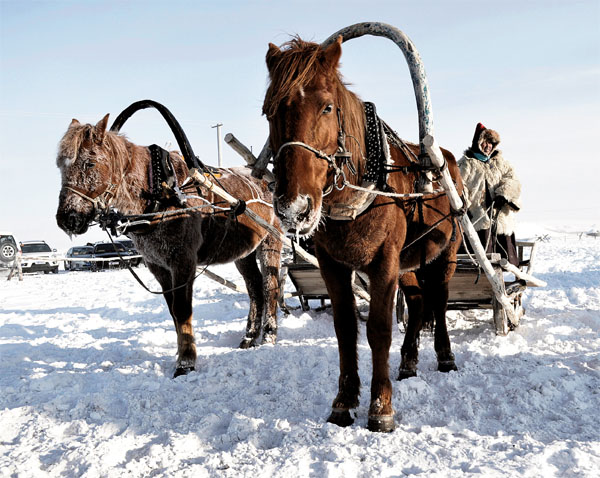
(458, 123), (521, 266)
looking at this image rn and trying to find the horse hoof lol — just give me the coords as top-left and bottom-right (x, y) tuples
(173, 366), (194, 378)
(261, 333), (277, 345)
(397, 369), (417, 381)
(327, 408), (354, 427)
(438, 361), (458, 373)
(367, 414), (396, 433)
(239, 337), (257, 349)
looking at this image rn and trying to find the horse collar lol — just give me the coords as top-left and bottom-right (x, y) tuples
(362, 102), (392, 190)
(143, 144), (181, 214)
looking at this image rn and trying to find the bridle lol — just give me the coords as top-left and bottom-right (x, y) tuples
(63, 153), (133, 220)
(64, 184), (117, 217)
(273, 107), (357, 196)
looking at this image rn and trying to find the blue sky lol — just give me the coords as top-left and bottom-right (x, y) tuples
(1, 0), (598, 250)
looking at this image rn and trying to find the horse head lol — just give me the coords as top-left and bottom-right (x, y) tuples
(264, 36), (361, 235)
(56, 114), (126, 235)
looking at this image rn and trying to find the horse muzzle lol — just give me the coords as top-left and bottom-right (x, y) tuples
(56, 205), (95, 236)
(274, 194), (319, 236)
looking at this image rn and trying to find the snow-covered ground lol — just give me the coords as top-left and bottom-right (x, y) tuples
(1, 225), (599, 478)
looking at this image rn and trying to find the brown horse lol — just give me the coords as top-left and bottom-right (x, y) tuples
(264, 37), (463, 432)
(55, 115), (282, 377)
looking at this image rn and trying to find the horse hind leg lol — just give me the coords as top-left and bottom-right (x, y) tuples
(235, 252), (264, 349)
(257, 234), (282, 345)
(398, 272), (424, 380)
(429, 258), (458, 373)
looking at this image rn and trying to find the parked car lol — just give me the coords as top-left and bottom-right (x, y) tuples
(116, 239), (143, 266)
(20, 240), (59, 274)
(91, 242), (134, 271)
(64, 246), (94, 271)
(0, 232), (18, 265)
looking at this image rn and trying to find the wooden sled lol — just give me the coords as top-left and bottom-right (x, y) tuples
(284, 240), (541, 335)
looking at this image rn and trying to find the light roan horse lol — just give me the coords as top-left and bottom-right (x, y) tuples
(56, 114), (282, 377)
(264, 37), (463, 432)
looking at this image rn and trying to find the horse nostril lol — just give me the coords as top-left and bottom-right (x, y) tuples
(67, 212), (80, 230)
(297, 196), (312, 222)
(274, 195), (286, 217)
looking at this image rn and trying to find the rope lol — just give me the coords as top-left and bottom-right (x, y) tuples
(344, 181), (445, 199)
(276, 139), (446, 200)
(401, 209), (454, 252)
(103, 230), (201, 295)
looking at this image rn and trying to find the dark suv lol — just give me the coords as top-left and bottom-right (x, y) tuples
(65, 246), (94, 271)
(91, 242), (134, 271)
(116, 239), (143, 267)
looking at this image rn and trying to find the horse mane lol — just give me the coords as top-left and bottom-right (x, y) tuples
(264, 37), (366, 176)
(56, 121), (147, 210)
(57, 122), (130, 173)
(263, 38), (324, 119)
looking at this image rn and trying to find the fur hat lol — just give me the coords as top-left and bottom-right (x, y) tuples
(471, 122), (501, 154)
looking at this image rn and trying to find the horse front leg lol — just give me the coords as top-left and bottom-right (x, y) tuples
(366, 263), (398, 433)
(257, 234), (283, 345)
(170, 279), (197, 377)
(235, 252), (264, 349)
(146, 262), (197, 377)
(317, 249), (360, 428)
(398, 272), (424, 380)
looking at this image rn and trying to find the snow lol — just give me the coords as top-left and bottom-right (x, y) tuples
(1, 226), (599, 478)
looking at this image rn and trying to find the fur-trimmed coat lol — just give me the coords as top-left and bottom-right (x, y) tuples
(458, 150), (521, 235)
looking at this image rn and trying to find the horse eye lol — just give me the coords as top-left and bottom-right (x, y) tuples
(84, 161), (96, 170)
(322, 104), (333, 115)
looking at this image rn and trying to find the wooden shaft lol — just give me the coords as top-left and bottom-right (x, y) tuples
(525, 241), (538, 276)
(199, 268), (248, 293)
(224, 133), (257, 166)
(423, 133), (518, 328)
(224, 134), (274, 182)
(199, 267), (295, 300)
(459, 213), (516, 328)
(500, 260), (547, 287)
(252, 139), (273, 179)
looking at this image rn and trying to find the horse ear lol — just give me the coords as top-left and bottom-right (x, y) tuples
(266, 42), (281, 72)
(94, 114), (110, 143)
(69, 119), (80, 128)
(321, 36), (342, 71)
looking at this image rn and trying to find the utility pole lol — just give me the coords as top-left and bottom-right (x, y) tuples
(211, 123), (223, 167)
